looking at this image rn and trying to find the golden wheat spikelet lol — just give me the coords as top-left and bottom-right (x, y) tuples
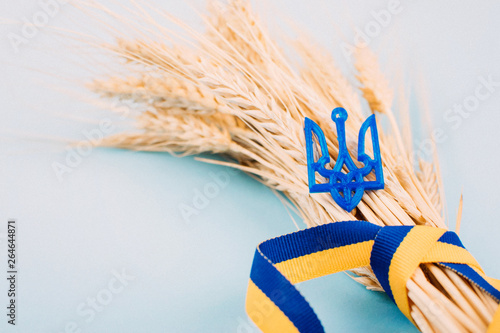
(75, 0), (499, 331)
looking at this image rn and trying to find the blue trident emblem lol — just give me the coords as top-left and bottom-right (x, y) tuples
(304, 107), (384, 212)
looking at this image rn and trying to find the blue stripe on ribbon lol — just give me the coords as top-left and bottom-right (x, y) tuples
(438, 231), (465, 248)
(370, 225), (413, 302)
(441, 262), (500, 302)
(248, 221), (500, 332)
(249, 248), (324, 333)
(259, 221), (380, 264)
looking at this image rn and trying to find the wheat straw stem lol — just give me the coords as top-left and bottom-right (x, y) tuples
(77, 1), (499, 331)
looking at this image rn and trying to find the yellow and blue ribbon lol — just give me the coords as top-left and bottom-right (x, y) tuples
(245, 221), (500, 332)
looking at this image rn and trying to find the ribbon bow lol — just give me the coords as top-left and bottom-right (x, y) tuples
(246, 221), (500, 332)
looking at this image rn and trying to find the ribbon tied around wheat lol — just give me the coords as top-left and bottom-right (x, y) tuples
(245, 221), (500, 332)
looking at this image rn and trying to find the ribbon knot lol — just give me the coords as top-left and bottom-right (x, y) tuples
(370, 225), (481, 321)
(246, 221), (500, 332)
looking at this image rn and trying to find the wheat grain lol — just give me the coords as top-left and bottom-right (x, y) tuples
(75, 0), (498, 331)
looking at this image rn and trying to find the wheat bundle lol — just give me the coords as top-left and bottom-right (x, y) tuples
(75, 0), (499, 331)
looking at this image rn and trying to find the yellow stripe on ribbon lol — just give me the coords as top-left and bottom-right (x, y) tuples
(245, 280), (300, 333)
(486, 277), (500, 291)
(423, 242), (483, 272)
(388, 227), (446, 320)
(275, 240), (374, 284)
(246, 221), (500, 333)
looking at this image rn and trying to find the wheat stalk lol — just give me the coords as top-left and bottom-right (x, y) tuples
(74, 0), (498, 331)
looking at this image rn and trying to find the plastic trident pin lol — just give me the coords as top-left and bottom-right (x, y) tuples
(304, 107), (384, 212)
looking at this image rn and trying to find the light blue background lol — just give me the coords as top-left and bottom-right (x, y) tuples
(1, 1), (500, 332)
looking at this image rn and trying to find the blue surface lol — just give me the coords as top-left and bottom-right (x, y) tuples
(1, 1), (500, 332)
